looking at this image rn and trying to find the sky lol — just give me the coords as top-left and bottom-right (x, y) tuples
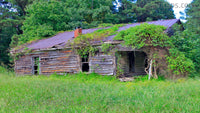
(167, 0), (193, 20)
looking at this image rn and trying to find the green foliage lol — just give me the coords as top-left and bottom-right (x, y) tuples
(16, 0), (115, 45)
(136, 0), (175, 22)
(14, 0), (176, 45)
(114, 0), (175, 23)
(114, 23), (170, 49)
(72, 24), (124, 57)
(181, 0), (200, 73)
(97, 23), (113, 28)
(0, 1), (21, 66)
(101, 43), (115, 53)
(171, 27), (200, 73)
(185, 0), (200, 35)
(19, 24), (55, 44)
(166, 49), (195, 75)
(115, 52), (124, 77)
(8, 0), (34, 16)
(114, 23), (195, 77)
(134, 75), (165, 82)
(0, 72), (200, 112)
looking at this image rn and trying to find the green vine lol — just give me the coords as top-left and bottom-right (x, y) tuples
(71, 24), (124, 57)
(13, 47), (33, 60)
(114, 23), (171, 49)
(101, 43), (115, 54)
(115, 52), (124, 77)
(166, 48), (194, 75)
(113, 23), (194, 78)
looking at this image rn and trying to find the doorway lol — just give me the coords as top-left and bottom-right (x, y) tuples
(116, 51), (147, 76)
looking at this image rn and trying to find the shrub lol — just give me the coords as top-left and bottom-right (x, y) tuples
(166, 48), (195, 75)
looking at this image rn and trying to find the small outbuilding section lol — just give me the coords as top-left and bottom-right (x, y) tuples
(12, 19), (181, 76)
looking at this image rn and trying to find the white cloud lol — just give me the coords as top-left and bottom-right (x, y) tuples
(167, 0), (193, 19)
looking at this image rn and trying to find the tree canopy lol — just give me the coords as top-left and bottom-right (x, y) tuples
(115, 0), (175, 22)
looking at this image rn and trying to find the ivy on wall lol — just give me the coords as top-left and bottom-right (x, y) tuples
(113, 23), (194, 78)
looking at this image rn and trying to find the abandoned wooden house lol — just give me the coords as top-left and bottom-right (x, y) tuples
(12, 19), (181, 76)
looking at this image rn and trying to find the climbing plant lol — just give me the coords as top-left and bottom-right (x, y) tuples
(69, 23), (194, 78)
(114, 23), (171, 48)
(71, 24), (124, 57)
(166, 48), (194, 76)
(114, 23), (194, 79)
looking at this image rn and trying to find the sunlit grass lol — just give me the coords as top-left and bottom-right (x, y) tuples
(0, 67), (200, 113)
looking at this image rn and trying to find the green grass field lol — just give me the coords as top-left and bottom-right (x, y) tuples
(0, 67), (200, 113)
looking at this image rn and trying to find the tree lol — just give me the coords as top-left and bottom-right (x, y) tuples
(185, 0), (200, 35)
(16, 0), (114, 45)
(0, 0), (33, 66)
(116, 0), (175, 22)
(0, 0), (19, 66)
(112, 0), (137, 23)
(9, 0), (34, 16)
(171, 0), (200, 73)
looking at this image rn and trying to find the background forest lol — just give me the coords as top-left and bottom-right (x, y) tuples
(0, 0), (199, 75)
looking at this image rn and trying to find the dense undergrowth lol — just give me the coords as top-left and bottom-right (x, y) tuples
(0, 66), (200, 112)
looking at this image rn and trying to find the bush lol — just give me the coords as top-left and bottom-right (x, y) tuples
(166, 49), (195, 76)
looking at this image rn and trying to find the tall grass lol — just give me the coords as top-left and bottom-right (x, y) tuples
(0, 67), (200, 113)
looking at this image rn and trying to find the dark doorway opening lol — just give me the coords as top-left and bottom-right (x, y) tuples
(128, 52), (135, 72)
(33, 56), (40, 75)
(82, 63), (89, 72)
(116, 51), (147, 76)
(81, 54), (89, 72)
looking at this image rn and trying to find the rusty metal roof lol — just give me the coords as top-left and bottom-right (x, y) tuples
(27, 19), (180, 50)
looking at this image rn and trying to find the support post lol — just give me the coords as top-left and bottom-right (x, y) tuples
(148, 59), (152, 80)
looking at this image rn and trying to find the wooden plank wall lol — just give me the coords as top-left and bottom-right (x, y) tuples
(89, 53), (115, 75)
(15, 49), (81, 75)
(39, 50), (80, 75)
(15, 48), (146, 76)
(15, 55), (32, 75)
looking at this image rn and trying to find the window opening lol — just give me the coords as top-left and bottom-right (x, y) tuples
(33, 57), (40, 75)
(81, 54), (89, 72)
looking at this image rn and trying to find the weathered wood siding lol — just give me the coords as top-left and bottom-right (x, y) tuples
(134, 51), (146, 75)
(89, 53), (115, 75)
(15, 47), (146, 76)
(15, 55), (32, 75)
(15, 49), (81, 75)
(39, 50), (80, 74)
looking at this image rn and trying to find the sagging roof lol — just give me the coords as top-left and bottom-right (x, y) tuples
(27, 19), (180, 50)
